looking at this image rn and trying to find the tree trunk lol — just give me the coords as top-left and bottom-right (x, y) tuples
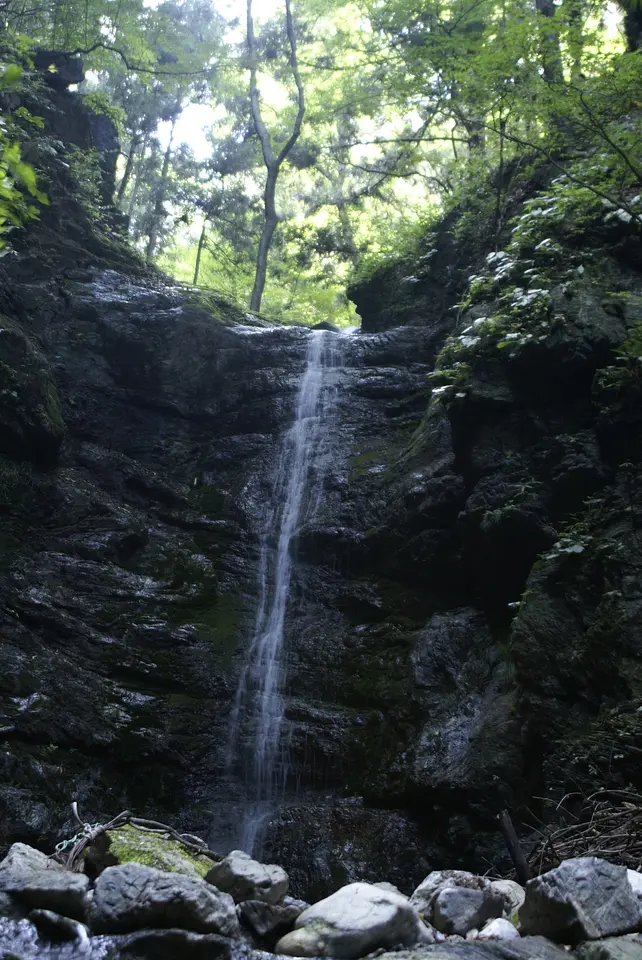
(116, 134), (140, 206)
(624, 7), (642, 51)
(127, 134), (149, 224)
(146, 121), (176, 262)
(245, 0), (305, 313)
(535, 0), (564, 85)
(193, 220), (208, 286)
(249, 171), (278, 312)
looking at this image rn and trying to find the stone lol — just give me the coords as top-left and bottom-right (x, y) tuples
(0, 844), (64, 878)
(477, 918), (521, 940)
(433, 885), (505, 936)
(237, 898), (302, 939)
(371, 937), (570, 958)
(205, 850), (288, 905)
(574, 936), (642, 959)
(410, 871), (504, 932)
(116, 928), (234, 959)
(0, 892), (27, 920)
(519, 857), (642, 944)
(274, 881), (437, 958)
(490, 880), (525, 916)
(89, 862), (240, 936)
(28, 908), (90, 944)
(0, 869), (90, 921)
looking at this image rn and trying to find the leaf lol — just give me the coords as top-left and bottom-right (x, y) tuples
(2, 64), (22, 84)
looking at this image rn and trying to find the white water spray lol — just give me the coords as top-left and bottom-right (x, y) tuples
(228, 330), (342, 854)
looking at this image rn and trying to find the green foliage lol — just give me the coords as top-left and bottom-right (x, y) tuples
(66, 145), (106, 221)
(82, 91), (127, 136)
(597, 319), (642, 392)
(0, 63), (47, 254)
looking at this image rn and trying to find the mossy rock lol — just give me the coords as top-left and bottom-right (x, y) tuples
(0, 314), (65, 464)
(84, 824), (217, 878)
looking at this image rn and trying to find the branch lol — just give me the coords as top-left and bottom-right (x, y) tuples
(276, 0), (305, 167)
(473, 117), (642, 226)
(246, 0), (276, 170)
(65, 41), (214, 78)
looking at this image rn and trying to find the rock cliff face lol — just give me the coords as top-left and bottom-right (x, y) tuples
(2, 78), (642, 903)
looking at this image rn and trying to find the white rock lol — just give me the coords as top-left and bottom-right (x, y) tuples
(205, 850), (288, 905)
(477, 918), (521, 940)
(372, 882), (408, 899)
(627, 871), (642, 899)
(0, 844), (64, 877)
(491, 878), (526, 915)
(275, 881), (437, 958)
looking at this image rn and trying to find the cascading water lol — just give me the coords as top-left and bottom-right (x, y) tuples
(228, 329), (342, 855)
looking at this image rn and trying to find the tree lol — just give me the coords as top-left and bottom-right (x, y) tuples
(246, 0), (305, 312)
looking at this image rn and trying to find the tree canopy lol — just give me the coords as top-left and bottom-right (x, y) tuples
(0, 0), (639, 323)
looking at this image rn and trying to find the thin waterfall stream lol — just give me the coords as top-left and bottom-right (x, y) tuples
(228, 329), (342, 855)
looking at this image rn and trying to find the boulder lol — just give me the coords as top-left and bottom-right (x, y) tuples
(205, 850), (288, 905)
(89, 862), (240, 936)
(370, 938), (570, 959)
(0, 870), (90, 921)
(410, 870), (504, 932)
(519, 858), (642, 944)
(433, 885), (505, 936)
(274, 881), (437, 958)
(0, 844), (64, 877)
(0, 892), (27, 920)
(574, 936), (642, 959)
(491, 879), (526, 915)
(86, 824), (213, 878)
(477, 918), (521, 940)
(237, 898), (302, 939)
(116, 928), (234, 959)
(29, 908), (90, 944)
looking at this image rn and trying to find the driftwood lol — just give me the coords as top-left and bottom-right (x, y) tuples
(498, 809), (532, 885)
(524, 790), (642, 877)
(54, 803), (222, 872)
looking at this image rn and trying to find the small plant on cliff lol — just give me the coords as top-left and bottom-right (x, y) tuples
(0, 62), (47, 253)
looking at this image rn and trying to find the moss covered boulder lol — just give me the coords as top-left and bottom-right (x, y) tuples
(85, 825), (217, 879)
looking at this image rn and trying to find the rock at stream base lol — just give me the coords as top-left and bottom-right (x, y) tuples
(409, 870), (505, 935)
(433, 885), (505, 936)
(28, 908), (90, 944)
(0, 844), (65, 878)
(476, 917), (521, 940)
(237, 898), (302, 938)
(274, 881), (438, 958)
(574, 935), (642, 959)
(490, 879), (526, 915)
(519, 857), (642, 943)
(89, 862), (241, 936)
(0, 870), (90, 921)
(371, 937), (571, 959)
(206, 850), (289, 905)
(117, 927), (235, 959)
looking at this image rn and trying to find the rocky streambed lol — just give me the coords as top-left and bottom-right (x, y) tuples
(1, 825), (642, 959)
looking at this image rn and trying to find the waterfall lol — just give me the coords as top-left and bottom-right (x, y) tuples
(228, 329), (342, 855)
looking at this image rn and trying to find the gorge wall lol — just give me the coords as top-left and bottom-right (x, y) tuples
(1, 73), (642, 902)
